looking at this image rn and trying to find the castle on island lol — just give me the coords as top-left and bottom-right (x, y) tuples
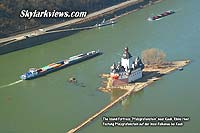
(110, 47), (144, 86)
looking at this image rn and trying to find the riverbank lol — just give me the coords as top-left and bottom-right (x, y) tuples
(0, 0), (164, 55)
(0, 0), (142, 44)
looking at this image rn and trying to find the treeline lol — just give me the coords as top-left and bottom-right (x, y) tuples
(0, 0), (127, 37)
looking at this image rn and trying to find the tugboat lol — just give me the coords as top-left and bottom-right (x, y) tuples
(148, 10), (175, 21)
(20, 50), (102, 80)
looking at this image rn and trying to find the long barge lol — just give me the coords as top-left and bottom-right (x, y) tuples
(148, 10), (175, 21)
(20, 50), (102, 80)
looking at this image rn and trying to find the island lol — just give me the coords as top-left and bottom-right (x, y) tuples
(99, 47), (190, 93)
(67, 47), (190, 133)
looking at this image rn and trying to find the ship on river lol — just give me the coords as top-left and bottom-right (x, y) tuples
(20, 50), (102, 80)
(148, 10), (175, 21)
(96, 19), (116, 27)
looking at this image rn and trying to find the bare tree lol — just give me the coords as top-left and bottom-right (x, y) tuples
(141, 48), (166, 66)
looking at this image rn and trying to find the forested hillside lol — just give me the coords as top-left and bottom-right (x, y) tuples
(0, 0), (126, 37)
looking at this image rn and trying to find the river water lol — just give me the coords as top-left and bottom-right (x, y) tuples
(0, 0), (200, 132)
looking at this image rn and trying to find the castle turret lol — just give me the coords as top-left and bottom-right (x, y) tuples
(134, 56), (144, 70)
(121, 47), (134, 71)
(110, 47), (144, 86)
(110, 63), (117, 73)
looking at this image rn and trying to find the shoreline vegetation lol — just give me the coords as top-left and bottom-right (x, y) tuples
(0, 0), (128, 37)
(99, 60), (190, 93)
(0, 0), (162, 45)
(67, 60), (190, 133)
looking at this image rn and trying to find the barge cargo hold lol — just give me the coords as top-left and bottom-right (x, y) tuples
(148, 10), (175, 21)
(20, 50), (102, 80)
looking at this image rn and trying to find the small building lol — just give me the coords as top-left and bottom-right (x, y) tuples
(110, 47), (144, 86)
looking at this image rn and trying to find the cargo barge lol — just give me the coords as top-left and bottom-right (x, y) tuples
(20, 50), (102, 80)
(148, 10), (175, 21)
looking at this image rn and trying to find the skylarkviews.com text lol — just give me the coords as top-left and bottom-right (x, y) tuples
(20, 10), (88, 19)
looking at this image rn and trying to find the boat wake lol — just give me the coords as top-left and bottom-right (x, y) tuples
(0, 80), (23, 89)
(147, 17), (162, 21)
(147, 17), (153, 21)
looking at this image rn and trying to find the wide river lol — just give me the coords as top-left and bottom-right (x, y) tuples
(0, 0), (199, 132)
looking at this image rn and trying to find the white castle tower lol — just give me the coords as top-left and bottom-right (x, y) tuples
(121, 47), (134, 71)
(110, 47), (144, 86)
